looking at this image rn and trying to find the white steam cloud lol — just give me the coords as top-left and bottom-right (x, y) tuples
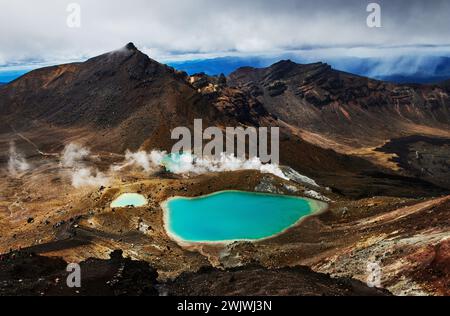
(8, 141), (30, 176)
(114, 150), (166, 173)
(71, 168), (110, 189)
(61, 143), (90, 167)
(61, 143), (110, 188)
(59, 145), (319, 189)
(114, 150), (289, 180)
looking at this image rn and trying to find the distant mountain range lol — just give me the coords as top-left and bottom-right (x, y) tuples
(169, 55), (450, 84)
(2, 55), (450, 85)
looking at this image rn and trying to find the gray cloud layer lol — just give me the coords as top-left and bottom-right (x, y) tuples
(1, 0), (450, 66)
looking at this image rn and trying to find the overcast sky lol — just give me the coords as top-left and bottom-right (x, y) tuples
(1, 0), (450, 68)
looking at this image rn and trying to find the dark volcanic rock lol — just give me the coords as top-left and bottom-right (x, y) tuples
(0, 251), (390, 296)
(266, 80), (287, 97)
(165, 265), (391, 296)
(0, 250), (159, 296)
(125, 42), (138, 51)
(376, 136), (450, 188)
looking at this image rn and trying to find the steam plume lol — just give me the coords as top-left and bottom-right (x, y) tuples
(114, 150), (289, 180)
(61, 143), (90, 167)
(71, 168), (110, 189)
(8, 141), (30, 176)
(61, 143), (110, 188)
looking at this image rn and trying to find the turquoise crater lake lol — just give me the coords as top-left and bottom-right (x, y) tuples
(163, 191), (327, 243)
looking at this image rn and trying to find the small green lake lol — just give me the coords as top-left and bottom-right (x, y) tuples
(111, 193), (147, 208)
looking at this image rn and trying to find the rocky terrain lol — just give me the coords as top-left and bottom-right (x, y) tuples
(0, 43), (449, 296)
(228, 60), (450, 145)
(164, 265), (390, 296)
(0, 250), (158, 296)
(0, 250), (389, 296)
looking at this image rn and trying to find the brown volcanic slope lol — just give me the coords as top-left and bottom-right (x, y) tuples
(0, 43), (222, 153)
(228, 60), (450, 147)
(227, 61), (450, 190)
(0, 44), (448, 197)
(0, 44), (334, 159)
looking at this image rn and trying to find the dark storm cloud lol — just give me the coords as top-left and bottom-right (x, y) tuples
(0, 0), (449, 66)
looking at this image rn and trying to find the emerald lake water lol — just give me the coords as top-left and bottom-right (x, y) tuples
(163, 191), (326, 243)
(111, 193), (147, 208)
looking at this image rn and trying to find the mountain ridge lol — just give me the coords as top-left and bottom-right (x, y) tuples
(228, 58), (450, 146)
(0, 43), (220, 152)
(169, 55), (450, 84)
